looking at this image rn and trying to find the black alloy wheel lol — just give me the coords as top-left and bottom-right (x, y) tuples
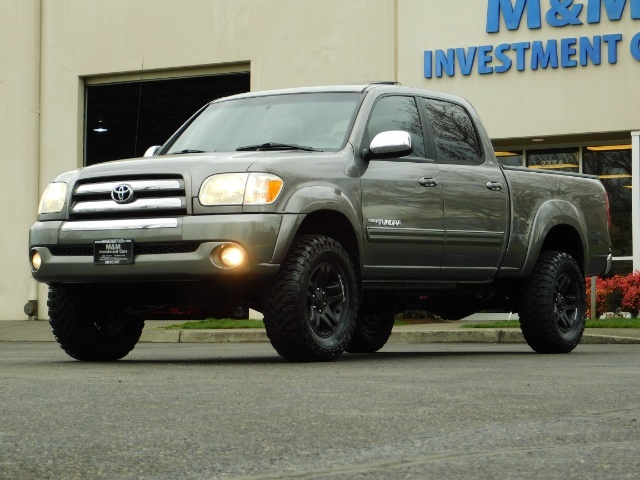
(263, 234), (358, 362)
(518, 251), (586, 353)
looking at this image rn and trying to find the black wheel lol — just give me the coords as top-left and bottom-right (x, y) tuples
(47, 284), (144, 361)
(346, 309), (395, 353)
(262, 234), (358, 362)
(518, 251), (586, 353)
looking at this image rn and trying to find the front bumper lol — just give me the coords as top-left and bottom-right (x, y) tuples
(29, 214), (289, 283)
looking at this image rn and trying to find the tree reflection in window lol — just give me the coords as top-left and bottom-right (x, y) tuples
(365, 96), (425, 158)
(422, 98), (483, 165)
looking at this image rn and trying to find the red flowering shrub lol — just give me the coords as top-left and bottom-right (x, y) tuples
(586, 271), (640, 317)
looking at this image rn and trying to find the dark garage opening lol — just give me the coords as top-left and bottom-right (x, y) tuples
(84, 72), (250, 166)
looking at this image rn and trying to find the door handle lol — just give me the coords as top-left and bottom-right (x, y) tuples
(486, 181), (503, 191)
(419, 177), (438, 187)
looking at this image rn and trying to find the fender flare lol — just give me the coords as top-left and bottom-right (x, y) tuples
(270, 185), (363, 265)
(519, 199), (587, 277)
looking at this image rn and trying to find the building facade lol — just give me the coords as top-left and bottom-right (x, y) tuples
(1, 0), (638, 320)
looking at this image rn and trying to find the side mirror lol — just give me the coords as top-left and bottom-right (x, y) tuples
(144, 145), (161, 157)
(363, 131), (412, 160)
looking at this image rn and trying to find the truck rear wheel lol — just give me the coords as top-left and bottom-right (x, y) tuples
(48, 284), (144, 361)
(346, 310), (395, 353)
(518, 251), (586, 353)
(262, 234), (358, 362)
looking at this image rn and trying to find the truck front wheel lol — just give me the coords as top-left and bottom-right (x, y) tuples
(262, 234), (358, 362)
(518, 251), (586, 353)
(48, 284), (144, 361)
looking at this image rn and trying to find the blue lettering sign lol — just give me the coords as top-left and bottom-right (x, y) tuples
(436, 49), (455, 77)
(603, 33), (623, 62)
(478, 45), (495, 73)
(512, 42), (532, 70)
(424, 50), (433, 78)
(631, 31), (640, 59)
(579, 35), (602, 65)
(531, 39), (559, 69)
(588, 0), (640, 23)
(488, 0), (639, 31)
(424, 1), (639, 79)
(546, 0), (584, 26)
(487, 0), (542, 32)
(561, 37), (579, 66)
(494, 43), (514, 72)
(456, 47), (478, 75)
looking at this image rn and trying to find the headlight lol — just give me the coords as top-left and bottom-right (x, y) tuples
(198, 173), (283, 206)
(38, 182), (68, 214)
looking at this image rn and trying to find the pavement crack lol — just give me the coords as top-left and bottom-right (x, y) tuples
(230, 440), (640, 479)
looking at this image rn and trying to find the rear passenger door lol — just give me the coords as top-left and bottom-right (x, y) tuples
(420, 97), (508, 280)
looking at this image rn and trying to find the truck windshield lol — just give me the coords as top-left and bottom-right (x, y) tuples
(164, 92), (363, 154)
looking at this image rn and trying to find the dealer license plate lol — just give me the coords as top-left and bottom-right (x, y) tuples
(94, 239), (134, 265)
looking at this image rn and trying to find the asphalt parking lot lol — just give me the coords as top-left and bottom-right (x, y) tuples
(1, 341), (639, 479)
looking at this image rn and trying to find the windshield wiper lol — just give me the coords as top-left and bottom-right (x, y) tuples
(168, 149), (207, 155)
(236, 142), (320, 152)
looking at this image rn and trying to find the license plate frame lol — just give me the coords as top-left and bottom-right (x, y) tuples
(94, 239), (134, 265)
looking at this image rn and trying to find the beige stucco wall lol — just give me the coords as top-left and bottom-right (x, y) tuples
(0, 0), (41, 320)
(398, 0), (640, 140)
(2, 0), (397, 320)
(3, 0), (638, 320)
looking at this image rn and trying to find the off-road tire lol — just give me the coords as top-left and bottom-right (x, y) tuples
(48, 284), (144, 361)
(346, 310), (395, 353)
(518, 251), (586, 353)
(262, 234), (358, 362)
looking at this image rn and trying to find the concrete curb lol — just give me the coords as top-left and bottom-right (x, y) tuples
(581, 333), (640, 344)
(139, 328), (640, 345)
(2, 321), (640, 344)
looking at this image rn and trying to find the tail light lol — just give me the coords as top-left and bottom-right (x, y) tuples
(604, 190), (611, 231)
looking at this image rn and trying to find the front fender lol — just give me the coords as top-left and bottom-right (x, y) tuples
(270, 185), (362, 264)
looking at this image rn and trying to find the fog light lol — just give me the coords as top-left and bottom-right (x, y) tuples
(219, 245), (245, 268)
(31, 251), (42, 271)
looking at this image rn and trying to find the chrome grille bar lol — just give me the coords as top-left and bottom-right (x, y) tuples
(61, 218), (179, 231)
(75, 180), (182, 195)
(71, 198), (184, 214)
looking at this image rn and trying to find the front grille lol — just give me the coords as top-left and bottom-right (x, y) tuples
(70, 175), (187, 220)
(49, 242), (201, 257)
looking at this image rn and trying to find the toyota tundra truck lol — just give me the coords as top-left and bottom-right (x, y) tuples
(29, 83), (612, 362)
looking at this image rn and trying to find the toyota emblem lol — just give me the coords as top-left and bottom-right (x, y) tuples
(111, 184), (134, 204)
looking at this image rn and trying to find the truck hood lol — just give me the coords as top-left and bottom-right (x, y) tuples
(58, 149), (345, 196)
(74, 151), (269, 181)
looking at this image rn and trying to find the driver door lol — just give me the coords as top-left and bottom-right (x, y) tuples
(360, 95), (444, 280)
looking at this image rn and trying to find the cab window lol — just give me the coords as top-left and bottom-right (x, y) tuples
(422, 98), (483, 165)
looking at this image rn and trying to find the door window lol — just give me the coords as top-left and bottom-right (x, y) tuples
(422, 98), (483, 165)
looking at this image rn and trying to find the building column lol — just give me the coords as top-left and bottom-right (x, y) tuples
(633, 131), (640, 271)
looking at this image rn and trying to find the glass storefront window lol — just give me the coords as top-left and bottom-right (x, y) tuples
(494, 150), (523, 167)
(583, 147), (632, 257)
(604, 260), (633, 277)
(527, 147), (579, 173)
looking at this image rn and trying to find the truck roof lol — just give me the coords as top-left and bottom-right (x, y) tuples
(211, 83), (461, 104)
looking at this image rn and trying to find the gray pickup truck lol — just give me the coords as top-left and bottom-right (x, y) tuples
(29, 84), (611, 362)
